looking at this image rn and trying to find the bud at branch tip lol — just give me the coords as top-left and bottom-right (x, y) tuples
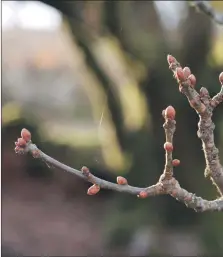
(21, 128), (31, 142)
(167, 54), (176, 65)
(164, 106), (176, 120)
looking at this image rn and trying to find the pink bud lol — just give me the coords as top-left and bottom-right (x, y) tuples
(17, 138), (26, 147)
(87, 184), (100, 195)
(164, 106), (176, 120)
(172, 159), (180, 166)
(21, 128), (31, 142)
(183, 67), (191, 78)
(117, 176), (128, 185)
(164, 142), (173, 152)
(176, 67), (185, 82)
(188, 74), (196, 87)
(137, 191), (148, 199)
(167, 55), (176, 65)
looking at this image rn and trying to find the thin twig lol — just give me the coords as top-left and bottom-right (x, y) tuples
(14, 55), (223, 212)
(15, 108), (223, 212)
(193, 1), (223, 25)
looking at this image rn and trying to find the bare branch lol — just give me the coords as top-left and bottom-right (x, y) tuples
(14, 105), (223, 212)
(168, 55), (223, 195)
(192, 1), (223, 25)
(13, 57), (223, 213)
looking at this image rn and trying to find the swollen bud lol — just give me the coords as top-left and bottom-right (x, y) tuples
(188, 74), (196, 87)
(117, 176), (128, 185)
(219, 72), (223, 84)
(183, 67), (191, 78)
(137, 191), (148, 199)
(167, 54), (176, 65)
(21, 128), (31, 142)
(81, 166), (90, 176)
(17, 138), (27, 147)
(172, 159), (180, 166)
(200, 87), (209, 97)
(164, 142), (173, 152)
(164, 106), (176, 120)
(176, 67), (185, 82)
(87, 184), (100, 195)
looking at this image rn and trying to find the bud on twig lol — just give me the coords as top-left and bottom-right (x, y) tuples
(164, 106), (176, 120)
(87, 184), (100, 195)
(164, 142), (173, 152)
(183, 67), (191, 78)
(117, 176), (128, 185)
(16, 138), (27, 148)
(137, 191), (148, 199)
(21, 128), (31, 142)
(176, 67), (185, 82)
(172, 159), (180, 166)
(200, 87), (209, 97)
(167, 55), (176, 65)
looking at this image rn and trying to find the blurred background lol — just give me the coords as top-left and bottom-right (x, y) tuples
(2, 0), (223, 256)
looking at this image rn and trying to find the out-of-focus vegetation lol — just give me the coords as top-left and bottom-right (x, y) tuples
(2, 1), (223, 255)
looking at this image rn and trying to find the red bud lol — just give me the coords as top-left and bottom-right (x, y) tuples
(172, 159), (180, 166)
(87, 184), (100, 195)
(117, 176), (128, 185)
(21, 128), (31, 142)
(137, 191), (148, 199)
(164, 142), (173, 152)
(167, 55), (176, 65)
(164, 106), (176, 120)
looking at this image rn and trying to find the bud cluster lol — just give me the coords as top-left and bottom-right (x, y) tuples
(167, 55), (196, 88)
(15, 128), (31, 153)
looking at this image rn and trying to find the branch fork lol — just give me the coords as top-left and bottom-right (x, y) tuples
(14, 56), (223, 212)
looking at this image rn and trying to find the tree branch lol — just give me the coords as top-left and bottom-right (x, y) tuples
(168, 56), (223, 195)
(192, 1), (223, 25)
(14, 59), (223, 214)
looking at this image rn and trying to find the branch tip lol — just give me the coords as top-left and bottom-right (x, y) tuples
(164, 106), (176, 120)
(21, 128), (32, 142)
